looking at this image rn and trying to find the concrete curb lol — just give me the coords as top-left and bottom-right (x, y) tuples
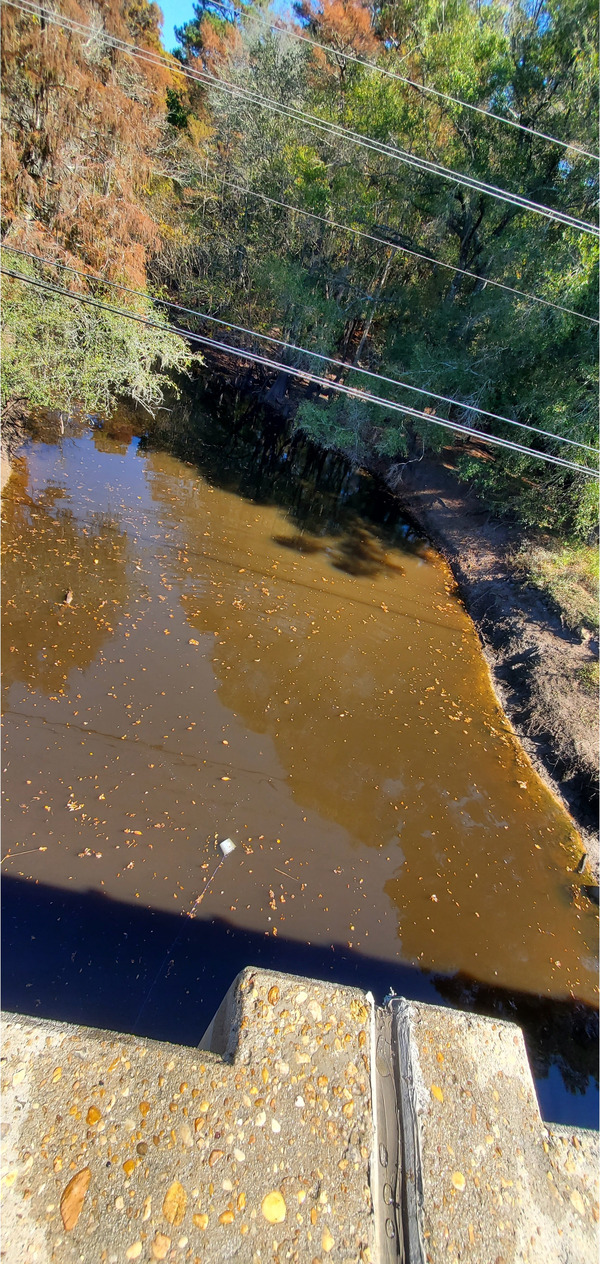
(1, 970), (598, 1263)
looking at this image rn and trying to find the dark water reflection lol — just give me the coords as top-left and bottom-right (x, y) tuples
(2, 875), (598, 1128)
(1, 392), (598, 1128)
(138, 389), (426, 548)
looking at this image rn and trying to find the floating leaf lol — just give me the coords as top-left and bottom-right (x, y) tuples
(451, 1171), (466, 1191)
(431, 1085), (444, 1103)
(86, 1106), (101, 1126)
(570, 1190), (585, 1215)
(162, 1180), (187, 1225)
(60, 1167), (91, 1231)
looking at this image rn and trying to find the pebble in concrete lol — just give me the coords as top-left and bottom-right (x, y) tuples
(402, 1000), (599, 1264)
(1, 968), (375, 1263)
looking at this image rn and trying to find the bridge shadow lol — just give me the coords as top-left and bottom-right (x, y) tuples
(1, 875), (597, 1129)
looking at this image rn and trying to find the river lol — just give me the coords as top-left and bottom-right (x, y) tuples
(1, 396), (598, 1127)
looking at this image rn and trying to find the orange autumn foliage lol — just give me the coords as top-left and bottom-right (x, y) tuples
(1, 0), (180, 287)
(294, 0), (378, 74)
(193, 13), (243, 78)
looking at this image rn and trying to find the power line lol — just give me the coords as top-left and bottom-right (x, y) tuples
(207, 0), (599, 162)
(217, 177), (599, 325)
(4, 0), (596, 317)
(2, 265), (597, 478)
(174, 74), (600, 234)
(3, 243), (597, 455)
(5, 0), (599, 237)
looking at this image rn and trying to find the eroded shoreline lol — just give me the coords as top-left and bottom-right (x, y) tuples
(391, 449), (599, 881)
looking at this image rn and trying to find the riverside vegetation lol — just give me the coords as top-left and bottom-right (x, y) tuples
(1, 0), (598, 530)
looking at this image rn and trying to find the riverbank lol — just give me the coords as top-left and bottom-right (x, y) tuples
(1, 399), (29, 492)
(199, 359), (599, 875)
(389, 446), (599, 879)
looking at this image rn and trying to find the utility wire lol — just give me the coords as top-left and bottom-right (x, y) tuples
(1, 0), (596, 321)
(207, 0), (599, 162)
(218, 178), (598, 325)
(2, 265), (597, 478)
(5, 0), (599, 237)
(3, 243), (597, 455)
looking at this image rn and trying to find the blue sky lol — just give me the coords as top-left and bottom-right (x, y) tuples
(158, 0), (197, 50)
(157, 1), (290, 51)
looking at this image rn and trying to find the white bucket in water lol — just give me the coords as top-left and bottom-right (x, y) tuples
(219, 837), (236, 857)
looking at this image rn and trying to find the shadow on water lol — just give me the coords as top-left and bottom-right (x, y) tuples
(137, 387), (426, 561)
(273, 525), (408, 578)
(2, 875), (597, 1129)
(5, 404), (597, 1132)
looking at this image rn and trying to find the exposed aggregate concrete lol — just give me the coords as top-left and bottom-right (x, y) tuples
(2, 972), (598, 1264)
(1, 969), (374, 1263)
(403, 1000), (599, 1264)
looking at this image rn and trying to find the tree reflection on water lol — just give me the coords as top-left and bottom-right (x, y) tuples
(2, 458), (130, 700)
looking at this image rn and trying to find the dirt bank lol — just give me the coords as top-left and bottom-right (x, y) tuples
(390, 447), (599, 880)
(1, 399), (30, 492)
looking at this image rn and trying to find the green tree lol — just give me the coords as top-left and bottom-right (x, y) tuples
(1, 259), (197, 416)
(166, 0), (597, 534)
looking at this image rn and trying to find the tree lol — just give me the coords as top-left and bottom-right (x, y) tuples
(165, 0), (597, 534)
(1, 257), (196, 416)
(1, 0), (200, 416)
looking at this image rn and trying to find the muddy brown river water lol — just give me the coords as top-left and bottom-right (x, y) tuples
(1, 405), (598, 1125)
